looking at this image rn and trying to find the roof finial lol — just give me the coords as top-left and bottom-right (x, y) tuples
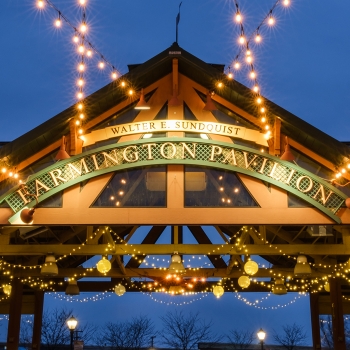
(176, 2), (182, 44)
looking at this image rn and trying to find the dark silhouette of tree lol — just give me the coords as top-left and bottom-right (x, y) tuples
(96, 315), (155, 350)
(226, 329), (254, 350)
(320, 316), (333, 349)
(160, 311), (221, 350)
(273, 323), (307, 350)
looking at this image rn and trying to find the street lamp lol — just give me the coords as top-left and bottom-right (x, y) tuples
(67, 316), (78, 350)
(257, 328), (266, 350)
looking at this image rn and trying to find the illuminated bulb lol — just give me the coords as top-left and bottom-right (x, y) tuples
(246, 50), (251, 56)
(283, 0), (290, 6)
(128, 89), (134, 96)
(261, 117), (266, 123)
(227, 72), (233, 79)
(347, 164), (350, 169)
(78, 128), (83, 135)
(260, 107), (266, 113)
(98, 61), (105, 69)
(77, 103), (83, 110)
(73, 35), (79, 43)
(234, 62), (240, 70)
(256, 97), (262, 104)
(14, 173), (19, 179)
(79, 113), (84, 119)
(249, 71), (256, 79)
(78, 45), (85, 54)
(75, 120), (80, 126)
(77, 78), (84, 87)
(265, 125), (270, 130)
(78, 63), (85, 72)
(238, 35), (246, 44)
(80, 22), (87, 33)
(217, 82), (223, 88)
(253, 85), (259, 92)
(111, 72), (118, 80)
(79, 0), (86, 5)
(246, 56), (253, 63)
(235, 11), (242, 23)
(9, 172), (13, 177)
(37, 0), (45, 8)
(77, 91), (83, 99)
(336, 173), (341, 178)
(268, 15), (275, 26)
(255, 33), (262, 43)
(120, 81), (126, 87)
(55, 18), (61, 27)
(86, 50), (92, 57)
(342, 168), (346, 173)
(1, 168), (6, 173)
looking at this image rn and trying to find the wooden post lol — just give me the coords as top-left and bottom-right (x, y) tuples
(6, 278), (23, 350)
(309, 293), (321, 350)
(330, 278), (346, 350)
(31, 290), (45, 350)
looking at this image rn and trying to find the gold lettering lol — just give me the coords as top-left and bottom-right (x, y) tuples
(49, 169), (67, 187)
(209, 145), (222, 162)
(181, 142), (196, 159)
(67, 158), (90, 179)
(258, 158), (268, 174)
(35, 179), (50, 196)
(15, 187), (31, 205)
(222, 150), (237, 166)
(284, 169), (296, 185)
(312, 185), (334, 205)
(268, 162), (281, 181)
(101, 151), (119, 167)
(296, 175), (313, 193)
(160, 143), (177, 159)
(143, 143), (157, 160)
(242, 152), (258, 169)
(91, 154), (99, 170)
(123, 146), (139, 163)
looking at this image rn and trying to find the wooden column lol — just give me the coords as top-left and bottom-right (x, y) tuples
(6, 278), (23, 350)
(330, 278), (346, 350)
(309, 293), (321, 350)
(31, 290), (45, 350)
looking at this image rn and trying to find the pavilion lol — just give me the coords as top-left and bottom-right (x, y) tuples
(0, 43), (349, 350)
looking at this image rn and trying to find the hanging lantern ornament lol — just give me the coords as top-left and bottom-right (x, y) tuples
(244, 260), (259, 275)
(324, 282), (330, 292)
(2, 284), (11, 296)
(294, 255), (311, 276)
(273, 278), (287, 295)
(238, 276), (250, 289)
(114, 284), (126, 296)
(213, 285), (224, 298)
(96, 256), (111, 274)
(41, 255), (58, 276)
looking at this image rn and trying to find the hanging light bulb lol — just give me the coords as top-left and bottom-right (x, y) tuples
(227, 72), (233, 79)
(79, 113), (85, 119)
(86, 49), (92, 57)
(79, 0), (86, 5)
(98, 61), (105, 69)
(111, 71), (118, 80)
(78, 45), (85, 54)
(260, 107), (266, 113)
(77, 91), (84, 100)
(77, 103), (83, 110)
(261, 116), (266, 123)
(268, 14), (275, 26)
(246, 55), (253, 64)
(213, 285), (224, 298)
(283, 0), (290, 6)
(2, 284), (12, 296)
(235, 11), (242, 23)
(77, 78), (84, 87)
(238, 35), (246, 44)
(234, 61), (240, 70)
(80, 22), (87, 33)
(55, 16), (61, 28)
(78, 62), (85, 72)
(37, 0), (45, 8)
(256, 97), (263, 104)
(73, 34), (79, 43)
(78, 128), (84, 135)
(253, 85), (259, 92)
(249, 71), (256, 79)
(255, 33), (262, 43)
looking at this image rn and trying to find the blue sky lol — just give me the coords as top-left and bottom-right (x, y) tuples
(1, 0), (349, 344)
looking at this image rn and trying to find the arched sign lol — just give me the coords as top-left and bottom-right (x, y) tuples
(0, 138), (346, 223)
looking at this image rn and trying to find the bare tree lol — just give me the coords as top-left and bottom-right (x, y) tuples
(273, 323), (307, 350)
(226, 329), (254, 350)
(320, 316), (333, 349)
(160, 311), (221, 350)
(96, 315), (155, 350)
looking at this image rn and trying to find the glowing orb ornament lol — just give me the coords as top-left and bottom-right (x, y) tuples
(114, 284), (126, 296)
(244, 260), (259, 275)
(213, 285), (224, 298)
(324, 282), (330, 292)
(238, 276), (250, 289)
(3, 284), (11, 296)
(97, 257), (111, 274)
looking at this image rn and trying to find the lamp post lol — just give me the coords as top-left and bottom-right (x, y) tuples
(257, 328), (266, 350)
(67, 316), (78, 350)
